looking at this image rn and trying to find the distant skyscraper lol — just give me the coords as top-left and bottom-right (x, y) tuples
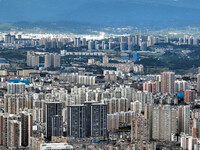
(103, 56), (109, 64)
(193, 38), (199, 46)
(74, 38), (81, 47)
(44, 53), (52, 68)
(53, 53), (61, 68)
(102, 41), (106, 50)
(18, 35), (22, 40)
(140, 42), (147, 51)
(161, 72), (175, 95)
(5, 34), (11, 43)
(44, 53), (60, 68)
(27, 51), (40, 67)
(128, 35), (133, 50)
(88, 40), (94, 50)
(133, 52), (139, 62)
(108, 39), (113, 50)
(120, 41), (126, 51)
(46, 102), (63, 140)
(81, 38), (86, 46)
(11, 35), (16, 44)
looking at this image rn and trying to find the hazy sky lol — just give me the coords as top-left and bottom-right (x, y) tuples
(0, 0), (200, 27)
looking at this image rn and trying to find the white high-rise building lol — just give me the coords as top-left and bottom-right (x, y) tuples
(44, 53), (60, 68)
(152, 105), (177, 141)
(44, 54), (52, 68)
(74, 38), (81, 47)
(184, 105), (190, 134)
(7, 83), (26, 94)
(53, 53), (60, 68)
(175, 80), (187, 93)
(130, 101), (142, 114)
(27, 51), (39, 67)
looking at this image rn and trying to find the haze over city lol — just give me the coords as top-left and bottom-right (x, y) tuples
(0, 0), (200, 150)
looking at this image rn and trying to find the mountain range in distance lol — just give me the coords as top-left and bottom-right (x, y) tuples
(0, 0), (200, 32)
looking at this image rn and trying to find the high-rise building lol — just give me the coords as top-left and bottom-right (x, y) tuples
(181, 136), (198, 150)
(44, 53), (60, 68)
(46, 102), (63, 140)
(4, 94), (33, 115)
(144, 104), (152, 139)
(140, 42), (147, 51)
(108, 39), (113, 50)
(133, 52), (139, 62)
(175, 80), (187, 93)
(74, 38), (81, 47)
(103, 56), (109, 64)
(192, 118), (200, 138)
(120, 42), (126, 51)
(197, 74), (200, 93)
(8, 120), (21, 148)
(44, 54), (52, 68)
(20, 111), (33, 147)
(5, 34), (11, 43)
(11, 35), (16, 44)
(103, 98), (129, 114)
(88, 40), (94, 50)
(0, 113), (9, 146)
(193, 38), (199, 46)
(184, 90), (196, 103)
(51, 115), (63, 137)
(31, 55), (39, 67)
(102, 41), (106, 50)
(143, 81), (157, 93)
(178, 105), (190, 134)
(152, 105), (177, 141)
(128, 35), (133, 50)
(131, 114), (150, 142)
(0, 114), (21, 147)
(66, 102), (107, 138)
(81, 38), (86, 46)
(107, 113), (119, 130)
(7, 83), (26, 94)
(66, 105), (86, 138)
(161, 72), (175, 94)
(18, 35), (22, 40)
(130, 101), (142, 114)
(53, 53), (61, 68)
(27, 51), (39, 67)
(85, 102), (107, 137)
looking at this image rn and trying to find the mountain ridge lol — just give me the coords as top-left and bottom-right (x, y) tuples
(0, 0), (200, 28)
